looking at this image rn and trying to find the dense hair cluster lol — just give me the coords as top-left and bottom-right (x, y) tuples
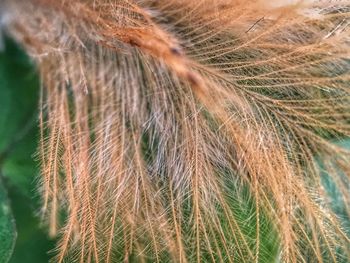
(2, 0), (350, 262)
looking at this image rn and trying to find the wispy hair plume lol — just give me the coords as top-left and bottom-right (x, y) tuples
(1, 0), (350, 262)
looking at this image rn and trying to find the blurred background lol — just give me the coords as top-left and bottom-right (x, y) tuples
(0, 36), (55, 263)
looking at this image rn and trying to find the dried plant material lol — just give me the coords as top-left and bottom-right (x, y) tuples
(1, 0), (350, 262)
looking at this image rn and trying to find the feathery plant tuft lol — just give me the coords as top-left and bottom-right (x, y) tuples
(1, 0), (350, 262)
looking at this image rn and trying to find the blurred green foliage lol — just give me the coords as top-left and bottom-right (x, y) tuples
(0, 176), (15, 263)
(0, 36), (54, 263)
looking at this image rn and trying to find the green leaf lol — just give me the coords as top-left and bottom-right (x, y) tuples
(0, 176), (16, 263)
(7, 187), (55, 263)
(0, 36), (39, 195)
